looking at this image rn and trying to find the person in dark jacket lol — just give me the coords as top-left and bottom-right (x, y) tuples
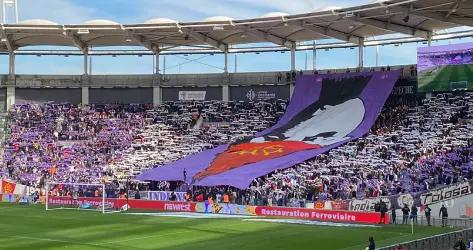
(410, 204), (418, 224)
(440, 204), (448, 227)
(379, 201), (387, 224)
(453, 237), (466, 250)
(169, 192), (177, 201)
(424, 204), (432, 226)
(402, 204), (410, 224)
(391, 206), (397, 224)
(368, 236), (375, 250)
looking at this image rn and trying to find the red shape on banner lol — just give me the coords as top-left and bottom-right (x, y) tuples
(194, 141), (320, 180)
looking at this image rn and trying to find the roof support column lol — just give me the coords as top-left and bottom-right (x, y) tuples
(234, 54), (238, 73)
(6, 86), (15, 111)
(427, 32), (432, 47)
(155, 51), (160, 75)
(81, 87), (89, 105)
(290, 45), (296, 71)
(358, 38), (364, 68)
(224, 48), (228, 74)
(312, 41), (317, 71)
(83, 47), (89, 75)
(290, 43), (296, 101)
(153, 86), (162, 106)
(376, 45), (380, 67)
(222, 85), (229, 101)
(8, 51), (15, 80)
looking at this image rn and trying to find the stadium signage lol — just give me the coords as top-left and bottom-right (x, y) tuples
(349, 197), (391, 212)
(178, 91), (206, 101)
(392, 86), (415, 95)
(47, 196), (196, 212)
(254, 206), (387, 224)
(245, 89), (276, 101)
(148, 191), (186, 202)
(420, 182), (471, 205)
(163, 203), (193, 212)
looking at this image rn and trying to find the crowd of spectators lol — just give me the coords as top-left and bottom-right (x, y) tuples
(1, 88), (472, 207)
(245, 92), (473, 205)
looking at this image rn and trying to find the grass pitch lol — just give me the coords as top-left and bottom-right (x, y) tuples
(0, 203), (456, 250)
(418, 64), (473, 92)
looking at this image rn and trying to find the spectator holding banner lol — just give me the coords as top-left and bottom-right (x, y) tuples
(440, 205), (449, 227)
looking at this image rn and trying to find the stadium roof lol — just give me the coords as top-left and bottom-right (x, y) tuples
(1, 0), (472, 53)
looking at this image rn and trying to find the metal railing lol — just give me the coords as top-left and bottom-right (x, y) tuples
(379, 219), (473, 250)
(393, 216), (473, 229)
(0, 64), (416, 88)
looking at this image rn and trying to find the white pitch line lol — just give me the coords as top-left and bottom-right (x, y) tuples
(105, 230), (192, 244)
(3, 235), (106, 247)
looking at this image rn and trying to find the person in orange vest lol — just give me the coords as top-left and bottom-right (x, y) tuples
(94, 189), (100, 197)
(223, 193), (230, 203)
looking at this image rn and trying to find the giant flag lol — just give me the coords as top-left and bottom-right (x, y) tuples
(137, 71), (401, 189)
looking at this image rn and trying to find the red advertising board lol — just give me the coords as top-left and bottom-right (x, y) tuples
(47, 196), (196, 212)
(255, 206), (388, 224)
(47, 196), (386, 224)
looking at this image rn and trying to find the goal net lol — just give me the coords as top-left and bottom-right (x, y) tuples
(45, 182), (123, 213)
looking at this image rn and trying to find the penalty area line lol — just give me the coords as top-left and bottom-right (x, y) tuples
(2, 234), (106, 247)
(105, 230), (193, 244)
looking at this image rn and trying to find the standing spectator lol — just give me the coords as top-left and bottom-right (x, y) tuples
(276, 72), (282, 82)
(402, 204), (410, 224)
(424, 204), (432, 226)
(183, 168), (187, 183)
(169, 192), (176, 201)
(410, 65), (416, 76)
(291, 70), (297, 81)
(440, 204), (449, 227)
(468, 238), (473, 250)
(285, 72), (291, 82)
(379, 201), (387, 224)
(410, 204), (418, 224)
(368, 237), (375, 250)
(391, 206), (397, 224)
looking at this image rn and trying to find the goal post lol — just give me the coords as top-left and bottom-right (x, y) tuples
(45, 182), (121, 214)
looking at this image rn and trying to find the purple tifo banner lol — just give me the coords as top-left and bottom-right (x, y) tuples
(137, 71), (401, 189)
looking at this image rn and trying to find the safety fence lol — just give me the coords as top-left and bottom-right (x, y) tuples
(379, 227), (473, 250)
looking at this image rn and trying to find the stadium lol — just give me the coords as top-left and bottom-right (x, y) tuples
(1, 0), (473, 249)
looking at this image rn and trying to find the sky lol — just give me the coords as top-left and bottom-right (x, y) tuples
(0, 0), (472, 75)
